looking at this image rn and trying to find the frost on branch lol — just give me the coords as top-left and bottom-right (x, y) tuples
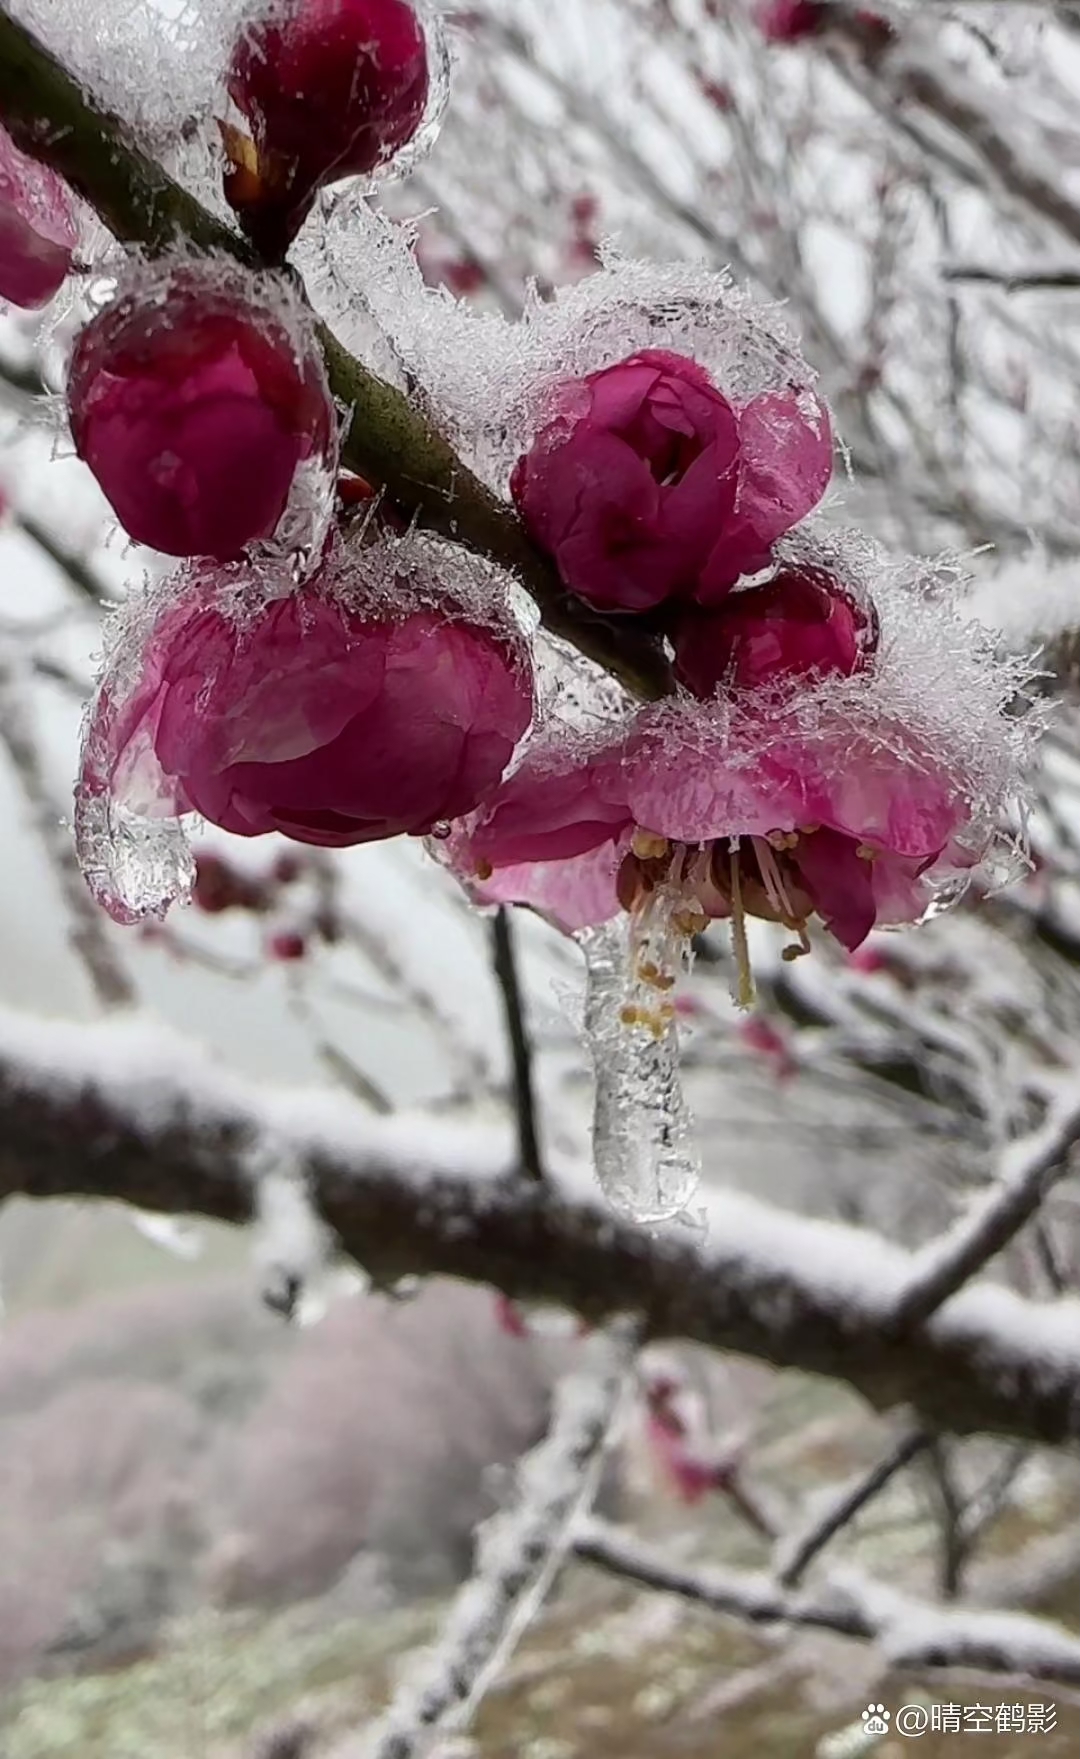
(249, 1139), (334, 1319)
(75, 533), (535, 924)
(362, 1319), (638, 1759)
(66, 251), (338, 562)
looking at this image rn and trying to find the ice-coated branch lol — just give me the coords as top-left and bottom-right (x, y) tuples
(3, 1005), (1080, 1449)
(575, 1517), (1080, 1687)
(0, 661), (133, 1009)
(0, 6), (670, 702)
(888, 1086), (1080, 1333)
(362, 1320), (637, 1758)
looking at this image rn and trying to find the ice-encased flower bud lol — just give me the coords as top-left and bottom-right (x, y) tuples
(226, 0), (432, 255)
(0, 123), (77, 309)
(510, 349), (832, 614)
(673, 564), (877, 696)
(67, 257), (336, 561)
(76, 539), (535, 923)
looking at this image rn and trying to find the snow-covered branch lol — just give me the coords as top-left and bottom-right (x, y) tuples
(576, 1517), (1080, 1687)
(362, 1321), (637, 1758)
(889, 1086), (1080, 1331)
(2, 1006), (1080, 1449)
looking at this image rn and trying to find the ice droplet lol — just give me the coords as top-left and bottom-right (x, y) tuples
(578, 920), (700, 1224)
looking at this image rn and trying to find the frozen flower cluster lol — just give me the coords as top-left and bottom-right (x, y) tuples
(448, 526), (1030, 1010)
(0, 1), (1030, 1028)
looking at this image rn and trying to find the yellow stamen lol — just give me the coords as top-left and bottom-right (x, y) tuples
(766, 829), (800, 851)
(672, 906), (709, 937)
(856, 843), (879, 862)
(631, 828), (671, 861)
(475, 859), (493, 882)
(729, 848), (756, 1010)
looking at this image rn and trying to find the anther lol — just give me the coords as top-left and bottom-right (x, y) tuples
(631, 828), (671, 861)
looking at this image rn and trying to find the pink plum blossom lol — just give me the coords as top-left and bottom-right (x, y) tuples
(674, 563), (877, 696)
(0, 122), (77, 308)
(510, 350), (832, 613)
(448, 701), (987, 962)
(227, 0), (430, 256)
(77, 545), (534, 923)
(67, 260), (336, 561)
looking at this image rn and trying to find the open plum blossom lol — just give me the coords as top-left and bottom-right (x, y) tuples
(67, 259), (336, 561)
(510, 349), (832, 614)
(77, 542), (534, 924)
(448, 540), (1030, 1009)
(674, 563), (878, 696)
(451, 705), (982, 980)
(226, 0), (432, 257)
(0, 122), (77, 308)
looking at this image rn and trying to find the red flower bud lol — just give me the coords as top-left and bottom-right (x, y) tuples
(511, 351), (832, 614)
(227, 0), (431, 256)
(0, 122), (77, 309)
(268, 930), (307, 961)
(673, 565), (877, 697)
(67, 260), (336, 560)
(754, 0), (829, 43)
(192, 852), (268, 913)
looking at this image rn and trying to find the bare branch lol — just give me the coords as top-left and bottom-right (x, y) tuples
(12, 510), (116, 608)
(776, 1426), (932, 1588)
(832, 11), (1080, 254)
(0, 661), (133, 1009)
(944, 264), (1080, 290)
(363, 1321), (637, 1758)
(490, 907), (545, 1185)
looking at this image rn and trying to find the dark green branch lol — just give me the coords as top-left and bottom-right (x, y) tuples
(0, 7), (670, 700)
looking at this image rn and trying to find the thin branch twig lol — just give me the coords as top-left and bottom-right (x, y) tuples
(490, 907), (545, 1185)
(776, 1426), (932, 1588)
(0, 659), (133, 1009)
(576, 1516), (1080, 1686)
(888, 1087), (1080, 1332)
(362, 1320), (638, 1758)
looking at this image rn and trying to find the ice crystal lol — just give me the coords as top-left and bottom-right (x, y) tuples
(579, 919), (700, 1223)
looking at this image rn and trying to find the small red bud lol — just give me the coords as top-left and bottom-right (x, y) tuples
(67, 260), (335, 560)
(269, 930), (307, 961)
(227, 0), (431, 257)
(0, 123), (77, 309)
(192, 853), (267, 914)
